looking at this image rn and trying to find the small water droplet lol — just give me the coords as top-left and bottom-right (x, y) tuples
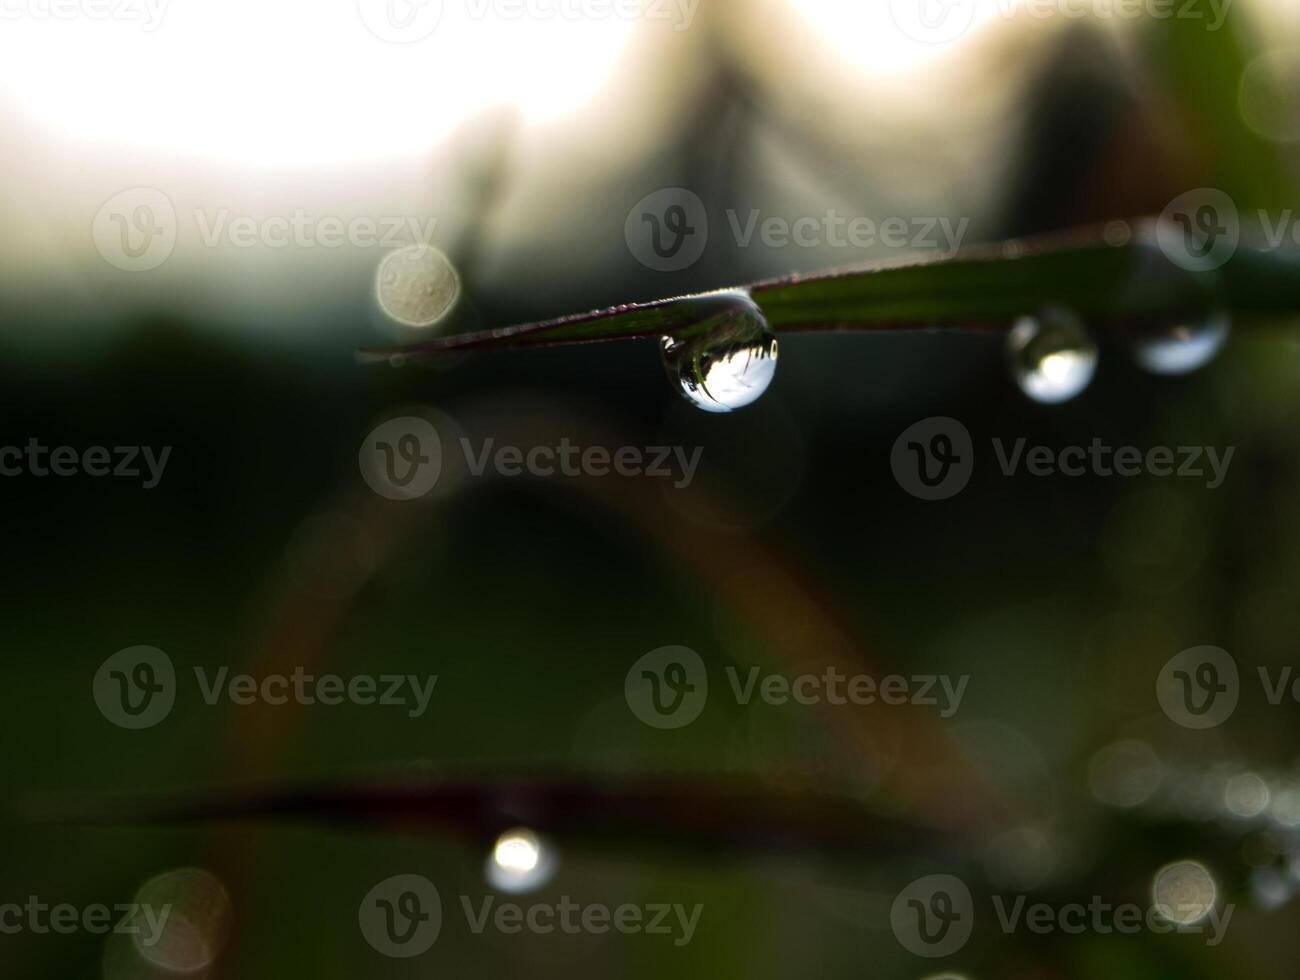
(1134, 312), (1230, 375)
(1007, 307), (1098, 404)
(660, 291), (777, 413)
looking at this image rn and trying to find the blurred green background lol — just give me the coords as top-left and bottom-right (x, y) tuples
(3, 0), (1300, 977)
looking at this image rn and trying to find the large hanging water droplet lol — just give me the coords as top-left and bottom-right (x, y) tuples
(1133, 312), (1230, 376)
(1007, 307), (1098, 404)
(660, 291), (777, 413)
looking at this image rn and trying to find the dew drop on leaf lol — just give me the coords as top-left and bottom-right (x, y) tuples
(1006, 307), (1098, 404)
(659, 291), (778, 413)
(1133, 312), (1230, 376)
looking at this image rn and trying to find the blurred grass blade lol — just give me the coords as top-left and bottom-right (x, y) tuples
(20, 775), (957, 860)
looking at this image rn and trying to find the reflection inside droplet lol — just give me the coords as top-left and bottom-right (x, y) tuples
(1152, 860), (1217, 925)
(1134, 313), (1230, 375)
(486, 828), (557, 894)
(375, 244), (460, 328)
(1006, 308), (1098, 404)
(660, 292), (778, 413)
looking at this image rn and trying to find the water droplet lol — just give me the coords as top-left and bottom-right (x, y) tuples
(1134, 312), (1230, 375)
(485, 827), (557, 894)
(375, 244), (460, 328)
(1007, 308), (1098, 404)
(660, 292), (777, 413)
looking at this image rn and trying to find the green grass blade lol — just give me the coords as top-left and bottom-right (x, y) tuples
(360, 220), (1300, 362)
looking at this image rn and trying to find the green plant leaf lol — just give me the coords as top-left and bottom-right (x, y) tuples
(359, 221), (1300, 362)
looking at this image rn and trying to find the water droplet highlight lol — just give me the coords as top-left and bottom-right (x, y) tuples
(660, 291), (777, 413)
(1133, 312), (1230, 376)
(486, 827), (557, 894)
(1007, 307), (1098, 404)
